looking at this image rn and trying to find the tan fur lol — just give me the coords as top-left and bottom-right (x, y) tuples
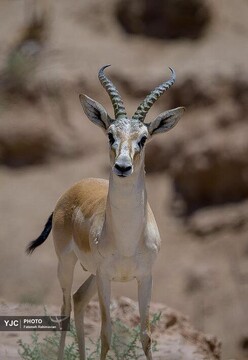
(53, 178), (108, 253)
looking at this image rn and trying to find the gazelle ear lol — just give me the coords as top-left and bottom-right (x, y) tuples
(79, 94), (112, 130)
(148, 107), (185, 135)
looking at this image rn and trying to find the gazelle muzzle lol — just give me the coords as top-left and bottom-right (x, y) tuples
(113, 155), (133, 177)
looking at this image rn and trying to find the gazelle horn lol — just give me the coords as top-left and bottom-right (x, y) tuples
(98, 65), (127, 120)
(132, 67), (176, 122)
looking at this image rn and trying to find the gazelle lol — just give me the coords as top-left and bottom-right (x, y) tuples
(27, 65), (184, 360)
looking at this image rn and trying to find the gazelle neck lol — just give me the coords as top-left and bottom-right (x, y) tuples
(105, 161), (147, 257)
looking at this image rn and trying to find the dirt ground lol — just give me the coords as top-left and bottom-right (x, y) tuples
(0, 0), (248, 359)
(0, 298), (221, 360)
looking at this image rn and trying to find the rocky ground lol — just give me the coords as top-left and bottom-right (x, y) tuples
(0, 297), (221, 360)
(0, 0), (248, 359)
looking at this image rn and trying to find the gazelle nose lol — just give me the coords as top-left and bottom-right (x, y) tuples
(114, 163), (132, 173)
(115, 164), (132, 172)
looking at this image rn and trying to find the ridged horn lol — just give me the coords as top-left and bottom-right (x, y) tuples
(98, 65), (127, 119)
(132, 67), (176, 122)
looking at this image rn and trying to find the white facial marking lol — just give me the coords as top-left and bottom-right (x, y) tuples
(107, 119), (149, 177)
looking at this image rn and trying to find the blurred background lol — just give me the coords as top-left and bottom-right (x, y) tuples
(0, 0), (247, 358)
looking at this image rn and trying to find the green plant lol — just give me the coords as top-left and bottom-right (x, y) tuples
(18, 312), (161, 360)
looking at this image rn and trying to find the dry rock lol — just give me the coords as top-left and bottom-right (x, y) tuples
(170, 122), (248, 213)
(116, 0), (211, 40)
(0, 298), (221, 360)
(187, 200), (248, 236)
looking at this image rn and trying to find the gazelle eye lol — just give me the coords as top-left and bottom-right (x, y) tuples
(108, 133), (115, 146)
(138, 136), (147, 149)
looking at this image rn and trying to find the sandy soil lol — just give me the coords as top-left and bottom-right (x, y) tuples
(0, 297), (221, 360)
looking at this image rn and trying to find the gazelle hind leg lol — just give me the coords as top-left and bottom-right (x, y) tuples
(73, 274), (97, 360)
(57, 252), (77, 360)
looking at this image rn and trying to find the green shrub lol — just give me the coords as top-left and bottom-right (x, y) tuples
(18, 313), (160, 360)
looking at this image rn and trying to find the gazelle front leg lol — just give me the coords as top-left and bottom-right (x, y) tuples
(137, 274), (153, 360)
(96, 270), (112, 360)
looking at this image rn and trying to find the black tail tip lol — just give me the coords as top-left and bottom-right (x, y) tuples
(26, 241), (36, 255)
(26, 212), (53, 255)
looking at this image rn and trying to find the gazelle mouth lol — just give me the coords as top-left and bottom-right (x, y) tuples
(114, 170), (130, 178)
(113, 166), (133, 178)
(117, 173), (127, 178)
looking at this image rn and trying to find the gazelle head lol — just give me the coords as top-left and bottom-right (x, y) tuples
(79, 65), (185, 178)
